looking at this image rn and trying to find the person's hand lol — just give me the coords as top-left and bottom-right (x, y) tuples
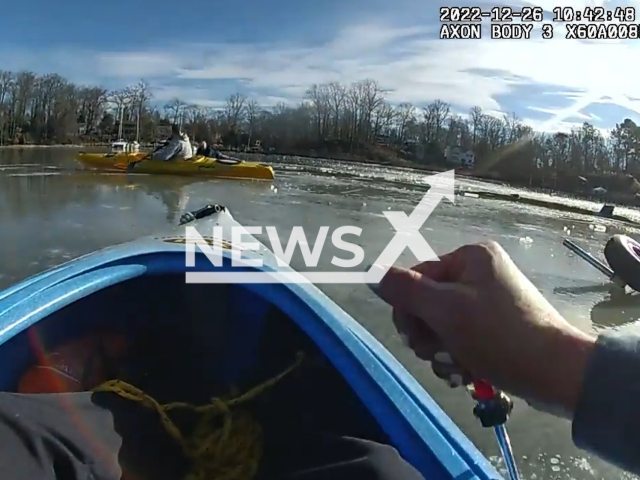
(369, 241), (596, 417)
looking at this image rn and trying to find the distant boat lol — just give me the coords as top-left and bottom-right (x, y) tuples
(110, 100), (140, 153)
(110, 139), (140, 154)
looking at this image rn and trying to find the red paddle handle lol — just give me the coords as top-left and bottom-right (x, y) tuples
(473, 380), (496, 401)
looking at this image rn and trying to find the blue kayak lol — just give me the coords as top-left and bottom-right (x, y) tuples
(0, 204), (502, 480)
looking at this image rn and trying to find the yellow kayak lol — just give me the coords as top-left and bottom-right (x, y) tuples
(75, 152), (275, 180)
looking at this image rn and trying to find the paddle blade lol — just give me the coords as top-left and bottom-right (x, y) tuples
(113, 160), (130, 170)
(113, 154), (148, 172)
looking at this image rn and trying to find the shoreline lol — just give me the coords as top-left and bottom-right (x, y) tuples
(239, 151), (627, 203)
(4, 143), (640, 223)
(234, 152), (640, 225)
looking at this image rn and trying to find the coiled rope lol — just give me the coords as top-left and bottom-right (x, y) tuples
(93, 352), (304, 480)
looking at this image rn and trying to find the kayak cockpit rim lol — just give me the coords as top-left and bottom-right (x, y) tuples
(0, 247), (500, 480)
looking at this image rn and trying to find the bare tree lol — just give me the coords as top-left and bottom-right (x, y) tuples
(422, 100), (450, 147)
(108, 89), (133, 139)
(395, 103), (415, 143)
(245, 99), (259, 147)
(224, 93), (246, 129)
(163, 98), (187, 125)
(78, 87), (108, 135)
(469, 106), (483, 145)
(327, 82), (346, 139)
(0, 71), (14, 144)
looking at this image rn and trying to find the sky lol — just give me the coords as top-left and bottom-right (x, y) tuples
(1, 0), (640, 134)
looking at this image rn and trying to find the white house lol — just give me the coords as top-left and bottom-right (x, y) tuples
(445, 146), (476, 168)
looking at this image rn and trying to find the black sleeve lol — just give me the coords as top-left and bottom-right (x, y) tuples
(572, 331), (640, 475)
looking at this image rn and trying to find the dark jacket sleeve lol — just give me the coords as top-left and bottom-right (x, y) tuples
(572, 331), (640, 474)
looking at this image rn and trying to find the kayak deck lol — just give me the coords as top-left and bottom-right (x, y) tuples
(75, 152), (275, 180)
(0, 208), (501, 480)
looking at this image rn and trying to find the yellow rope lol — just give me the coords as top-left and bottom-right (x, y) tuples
(93, 352), (304, 480)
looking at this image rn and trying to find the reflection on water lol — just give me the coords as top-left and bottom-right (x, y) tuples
(555, 282), (640, 329)
(591, 290), (640, 330)
(3, 148), (640, 479)
(71, 173), (200, 223)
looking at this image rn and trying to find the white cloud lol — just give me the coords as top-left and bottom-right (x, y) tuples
(4, 0), (640, 130)
(95, 52), (179, 78)
(150, 84), (292, 109)
(167, 24), (640, 123)
(151, 85), (225, 106)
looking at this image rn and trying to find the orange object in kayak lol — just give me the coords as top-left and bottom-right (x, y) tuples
(18, 333), (129, 394)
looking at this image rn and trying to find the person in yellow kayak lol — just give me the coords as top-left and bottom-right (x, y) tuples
(151, 124), (193, 161)
(196, 140), (214, 157)
(196, 140), (228, 160)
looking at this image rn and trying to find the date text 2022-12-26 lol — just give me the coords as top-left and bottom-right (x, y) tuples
(439, 6), (639, 40)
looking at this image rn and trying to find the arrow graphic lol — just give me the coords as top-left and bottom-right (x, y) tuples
(365, 169), (455, 284)
(185, 169), (456, 284)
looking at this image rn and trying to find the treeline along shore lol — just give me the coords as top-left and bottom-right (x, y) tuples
(1, 69), (640, 205)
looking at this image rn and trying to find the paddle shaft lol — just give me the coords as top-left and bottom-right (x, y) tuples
(117, 143), (167, 171)
(472, 380), (520, 480)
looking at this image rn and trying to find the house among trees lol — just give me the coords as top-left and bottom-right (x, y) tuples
(445, 146), (475, 168)
(375, 134), (392, 146)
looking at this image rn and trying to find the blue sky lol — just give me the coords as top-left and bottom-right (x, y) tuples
(1, 0), (640, 134)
